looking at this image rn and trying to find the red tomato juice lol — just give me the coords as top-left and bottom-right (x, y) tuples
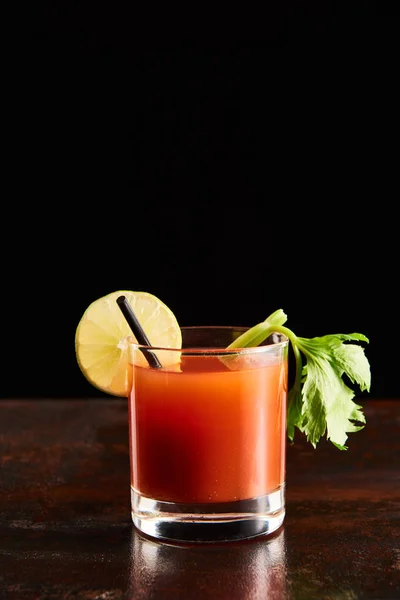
(129, 354), (287, 504)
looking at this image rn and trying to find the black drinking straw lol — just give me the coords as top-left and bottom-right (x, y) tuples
(116, 295), (162, 369)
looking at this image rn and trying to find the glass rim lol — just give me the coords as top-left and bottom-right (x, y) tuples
(127, 326), (288, 355)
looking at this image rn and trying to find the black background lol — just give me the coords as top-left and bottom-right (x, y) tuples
(2, 1), (398, 399)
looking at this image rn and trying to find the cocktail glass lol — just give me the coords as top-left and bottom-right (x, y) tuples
(128, 326), (288, 543)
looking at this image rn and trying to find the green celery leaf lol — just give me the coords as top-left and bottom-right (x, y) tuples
(332, 338), (371, 392)
(294, 334), (369, 448)
(299, 354), (366, 447)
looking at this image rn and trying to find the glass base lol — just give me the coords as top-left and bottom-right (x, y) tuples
(131, 484), (285, 543)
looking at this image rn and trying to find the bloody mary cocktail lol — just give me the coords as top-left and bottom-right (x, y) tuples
(128, 326), (288, 542)
(76, 290), (371, 544)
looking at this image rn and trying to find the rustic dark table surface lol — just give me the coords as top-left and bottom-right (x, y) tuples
(0, 398), (399, 600)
